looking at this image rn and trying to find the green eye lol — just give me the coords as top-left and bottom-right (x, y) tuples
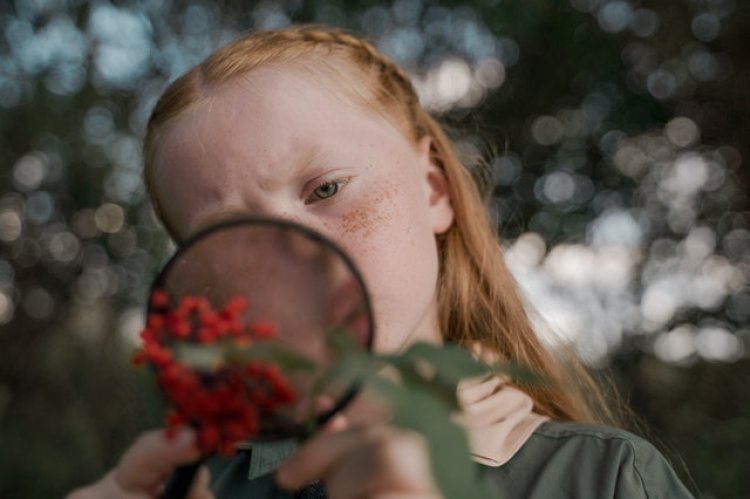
(312, 181), (341, 200)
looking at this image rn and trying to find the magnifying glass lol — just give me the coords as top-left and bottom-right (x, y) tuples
(134, 217), (375, 498)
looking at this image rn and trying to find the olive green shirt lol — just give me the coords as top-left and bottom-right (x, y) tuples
(485, 422), (694, 498)
(207, 421), (695, 498)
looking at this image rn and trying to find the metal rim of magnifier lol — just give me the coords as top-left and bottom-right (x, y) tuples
(146, 215), (375, 438)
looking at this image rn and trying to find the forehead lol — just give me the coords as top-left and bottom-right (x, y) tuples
(182, 66), (353, 138)
(153, 64), (418, 178)
(150, 65), (416, 238)
(157, 65), (399, 159)
(154, 69), (333, 179)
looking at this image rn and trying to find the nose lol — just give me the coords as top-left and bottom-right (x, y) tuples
(260, 209), (301, 226)
(246, 200), (303, 227)
(212, 200), (335, 253)
(253, 205), (329, 242)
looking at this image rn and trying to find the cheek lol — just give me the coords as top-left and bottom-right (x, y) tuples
(322, 180), (407, 301)
(340, 182), (399, 239)
(328, 178), (413, 269)
(325, 178), (440, 350)
(331, 174), (438, 282)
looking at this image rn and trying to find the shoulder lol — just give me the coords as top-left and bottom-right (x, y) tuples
(530, 420), (667, 463)
(484, 421), (695, 499)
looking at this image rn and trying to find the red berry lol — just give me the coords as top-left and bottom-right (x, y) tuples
(146, 314), (165, 330)
(179, 296), (199, 313)
(135, 292), (295, 454)
(241, 407), (258, 433)
(193, 297), (210, 311)
(227, 319), (243, 336)
(199, 310), (219, 327)
(165, 410), (188, 429)
(197, 423), (219, 453)
(131, 351), (146, 367)
(225, 421), (246, 442)
(149, 289), (169, 310)
(218, 440), (235, 456)
(224, 296), (248, 315)
(197, 327), (217, 343)
(139, 328), (155, 343)
(164, 312), (190, 339)
(145, 343), (172, 366)
(250, 321), (276, 338)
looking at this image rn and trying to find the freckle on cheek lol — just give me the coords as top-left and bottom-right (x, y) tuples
(341, 184), (398, 239)
(341, 207), (384, 240)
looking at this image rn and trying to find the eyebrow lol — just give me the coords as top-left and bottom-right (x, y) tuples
(179, 145), (330, 243)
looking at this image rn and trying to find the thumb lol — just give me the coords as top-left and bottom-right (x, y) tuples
(316, 395), (349, 434)
(115, 427), (202, 494)
(321, 413), (349, 433)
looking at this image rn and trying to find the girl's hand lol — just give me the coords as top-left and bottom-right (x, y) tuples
(66, 428), (212, 499)
(275, 424), (441, 499)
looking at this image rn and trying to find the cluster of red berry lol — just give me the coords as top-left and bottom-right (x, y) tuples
(133, 289), (297, 455)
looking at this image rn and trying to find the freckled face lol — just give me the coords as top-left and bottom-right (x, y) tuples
(152, 66), (453, 353)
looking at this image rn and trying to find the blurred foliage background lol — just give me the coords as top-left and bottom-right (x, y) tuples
(0, 0), (748, 497)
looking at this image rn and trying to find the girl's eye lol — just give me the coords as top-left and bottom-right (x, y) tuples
(309, 180), (344, 202)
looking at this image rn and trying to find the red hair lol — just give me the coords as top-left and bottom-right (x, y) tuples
(143, 26), (620, 425)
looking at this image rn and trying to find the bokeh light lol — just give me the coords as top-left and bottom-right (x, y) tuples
(0, 0), (748, 496)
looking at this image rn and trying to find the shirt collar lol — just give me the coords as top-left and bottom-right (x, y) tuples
(245, 375), (548, 479)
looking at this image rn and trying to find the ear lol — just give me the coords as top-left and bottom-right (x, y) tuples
(417, 136), (454, 235)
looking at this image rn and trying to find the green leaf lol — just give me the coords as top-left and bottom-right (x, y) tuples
(325, 327), (364, 355)
(172, 342), (225, 371)
(312, 352), (372, 391)
(171, 340), (317, 373)
(225, 343), (317, 372)
(367, 375), (500, 499)
(398, 363), (461, 411)
(393, 342), (491, 383)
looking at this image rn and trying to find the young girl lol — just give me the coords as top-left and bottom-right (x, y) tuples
(69, 26), (694, 498)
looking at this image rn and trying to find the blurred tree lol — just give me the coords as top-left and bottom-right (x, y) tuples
(0, 0), (747, 497)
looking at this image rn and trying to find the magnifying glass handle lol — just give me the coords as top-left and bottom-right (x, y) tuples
(162, 461), (202, 499)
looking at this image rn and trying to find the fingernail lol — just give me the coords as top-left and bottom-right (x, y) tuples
(322, 414), (348, 433)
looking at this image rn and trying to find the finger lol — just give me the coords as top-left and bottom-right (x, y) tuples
(67, 473), (149, 499)
(320, 442), (374, 499)
(275, 425), (388, 490)
(115, 427), (202, 494)
(324, 431), (436, 499)
(316, 395), (349, 433)
(321, 413), (349, 433)
(187, 466), (214, 499)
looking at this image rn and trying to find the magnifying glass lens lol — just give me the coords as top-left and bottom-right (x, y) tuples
(136, 217), (374, 453)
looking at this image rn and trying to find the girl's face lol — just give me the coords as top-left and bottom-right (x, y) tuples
(151, 66), (454, 353)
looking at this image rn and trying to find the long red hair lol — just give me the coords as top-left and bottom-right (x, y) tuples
(143, 25), (620, 425)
